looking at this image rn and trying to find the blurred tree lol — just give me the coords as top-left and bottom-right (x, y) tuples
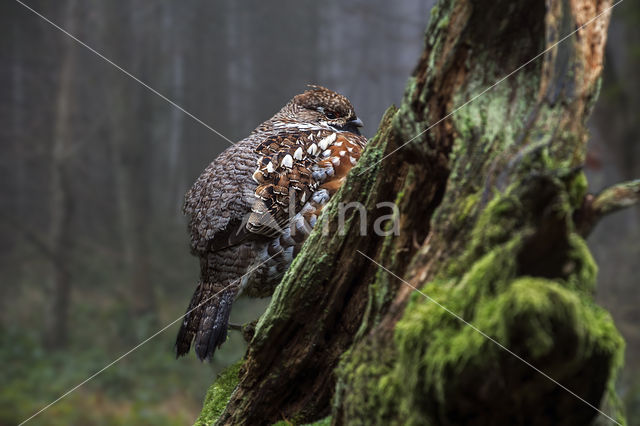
(46, 0), (78, 349)
(101, 1), (156, 321)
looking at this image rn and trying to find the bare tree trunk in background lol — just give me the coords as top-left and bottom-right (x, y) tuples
(11, 23), (26, 221)
(165, 23), (185, 219)
(102, 2), (156, 322)
(46, 0), (78, 349)
(128, 89), (155, 320)
(195, 0), (637, 425)
(0, 20), (27, 327)
(154, 0), (187, 221)
(105, 71), (152, 319)
(226, 0), (251, 135)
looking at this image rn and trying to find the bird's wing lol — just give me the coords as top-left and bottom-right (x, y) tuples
(183, 136), (262, 253)
(248, 128), (367, 236)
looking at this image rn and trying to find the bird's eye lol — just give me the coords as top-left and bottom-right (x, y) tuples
(325, 111), (337, 119)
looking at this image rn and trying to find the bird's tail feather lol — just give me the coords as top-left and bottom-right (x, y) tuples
(175, 282), (237, 361)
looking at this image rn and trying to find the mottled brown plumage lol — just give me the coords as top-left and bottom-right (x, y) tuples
(176, 86), (366, 360)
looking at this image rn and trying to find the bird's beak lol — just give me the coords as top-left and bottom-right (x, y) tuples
(349, 117), (364, 128)
(337, 117), (364, 135)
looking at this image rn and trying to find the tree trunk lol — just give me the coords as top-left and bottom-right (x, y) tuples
(46, 0), (78, 350)
(202, 0), (631, 424)
(102, 1), (156, 322)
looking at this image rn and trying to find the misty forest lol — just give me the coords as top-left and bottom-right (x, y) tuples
(1, 0), (640, 425)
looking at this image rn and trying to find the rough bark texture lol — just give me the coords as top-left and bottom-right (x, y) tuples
(202, 0), (628, 424)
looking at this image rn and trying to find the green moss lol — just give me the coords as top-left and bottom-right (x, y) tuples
(568, 171), (588, 209)
(334, 339), (401, 425)
(447, 192), (521, 276)
(338, 172), (624, 423)
(271, 417), (332, 426)
(441, 191), (481, 231)
(437, 14), (450, 30)
(390, 268), (623, 424)
(430, 4), (440, 18)
(486, 278), (622, 361)
(194, 360), (243, 426)
(305, 416), (332, 426)
(565, 233), (598, 293)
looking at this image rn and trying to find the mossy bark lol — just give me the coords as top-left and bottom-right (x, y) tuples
(195, 360), (244, 426)
(204, 0), (627, 425)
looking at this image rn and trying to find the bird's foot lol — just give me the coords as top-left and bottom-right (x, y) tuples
(228, 320), (258, 343)
(229, 322), (243, 331)
(241, 320), (257, 343)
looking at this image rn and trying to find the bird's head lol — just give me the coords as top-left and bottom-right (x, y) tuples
(289, 85), (364, 134)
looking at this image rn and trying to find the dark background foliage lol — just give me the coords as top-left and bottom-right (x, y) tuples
(0, 1), (637, 424)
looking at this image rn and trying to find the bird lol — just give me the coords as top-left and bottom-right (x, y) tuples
(175, 85), (367, 361)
